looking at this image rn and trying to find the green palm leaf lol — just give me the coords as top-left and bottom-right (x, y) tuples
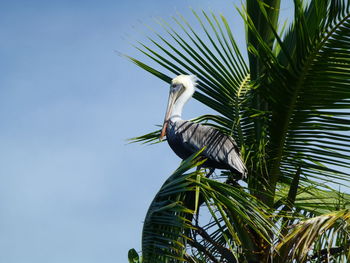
(275, 183), (350, 216)
(242, 0), (350, 195)
(139, 150), (274, 262)
(127, 10), (250, 139)
(275, 209), (350, 262)
(277, 1), (350, 188)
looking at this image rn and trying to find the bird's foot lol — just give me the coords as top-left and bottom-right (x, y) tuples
(196, 166), (215, 178)
(205, 168), (215, 178)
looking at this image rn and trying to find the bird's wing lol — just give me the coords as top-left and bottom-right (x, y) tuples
(175, 121), (202, 153)
(176, 121), (246, 176)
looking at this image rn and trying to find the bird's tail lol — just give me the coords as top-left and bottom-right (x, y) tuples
(231, 156), (248, 179)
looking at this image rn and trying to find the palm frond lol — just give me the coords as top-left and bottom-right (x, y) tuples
(128, 10), (251, 138)
(278, 1), (350, 188)
(275, 183), (350, 216)
(141, 150), (204, 262)
(275, 209), (350, 262)
(141, 150), (275, 262)
(245, 0), (350, 193)
(246, 0), (281, 79)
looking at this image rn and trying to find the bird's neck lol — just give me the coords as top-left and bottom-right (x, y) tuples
(169, 103), (183, 122)
(169, 89), (193, 122)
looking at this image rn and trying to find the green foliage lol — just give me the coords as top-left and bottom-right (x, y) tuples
(140, 150), (274, 262)
(128, 248), (141, 263)
(275, 210), (350, 262)
(128, 0), (350, 262)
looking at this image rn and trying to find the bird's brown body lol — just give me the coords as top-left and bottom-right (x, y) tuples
(166, 119), (247, 177)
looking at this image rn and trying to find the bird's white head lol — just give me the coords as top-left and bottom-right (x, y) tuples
(171, 74), (197, 94)
(160, 74), (198, 140)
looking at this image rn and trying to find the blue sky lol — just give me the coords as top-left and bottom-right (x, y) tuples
(0, 1), (293, 262)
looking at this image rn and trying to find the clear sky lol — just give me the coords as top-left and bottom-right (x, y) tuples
(0, 1), (292, 262)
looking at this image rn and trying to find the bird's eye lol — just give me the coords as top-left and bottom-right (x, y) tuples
(172, 84), (183, 91)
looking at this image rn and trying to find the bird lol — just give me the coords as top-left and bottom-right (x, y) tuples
(160, 74), (247, 179)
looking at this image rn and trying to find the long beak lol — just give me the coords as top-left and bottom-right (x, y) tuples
(160, 90), (177, 140)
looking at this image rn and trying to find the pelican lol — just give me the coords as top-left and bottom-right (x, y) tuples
(160, 75), (247, 178)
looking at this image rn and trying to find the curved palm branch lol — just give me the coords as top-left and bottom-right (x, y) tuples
(275, 209), (350, 262)
(133, 150), (274, 262)
(127, 10), (250, 144)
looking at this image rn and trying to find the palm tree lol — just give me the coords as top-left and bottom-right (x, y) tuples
(127, 0), (350, 262)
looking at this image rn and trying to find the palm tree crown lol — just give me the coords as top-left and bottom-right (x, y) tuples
(128, 1), (350, 262)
